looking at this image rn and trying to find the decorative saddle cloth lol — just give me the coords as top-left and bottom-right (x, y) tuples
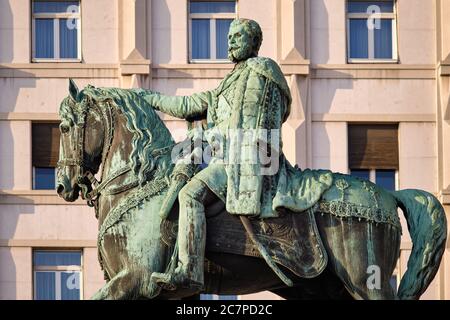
(162, 207), (328, 279)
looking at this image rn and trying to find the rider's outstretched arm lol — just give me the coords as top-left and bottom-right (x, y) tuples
(137, 89), (214, 121)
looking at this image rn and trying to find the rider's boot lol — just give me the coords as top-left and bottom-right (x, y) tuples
(152, 186), (206, 293)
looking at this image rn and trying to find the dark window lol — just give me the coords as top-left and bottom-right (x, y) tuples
(32, 123), (60, 190)
(348, 124), (399, 170)
(349, 124), (398, 190)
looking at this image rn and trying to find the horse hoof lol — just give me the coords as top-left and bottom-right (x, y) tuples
(151, 272), (177, 291)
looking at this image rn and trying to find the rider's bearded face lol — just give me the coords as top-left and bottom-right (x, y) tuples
(227, 23), (255, 63)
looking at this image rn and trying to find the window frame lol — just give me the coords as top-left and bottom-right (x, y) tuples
(32, 0), (82, 62)
(346, 0), (398, 63)
(188, 1), (237, 63)
(33, 250), (84, 300)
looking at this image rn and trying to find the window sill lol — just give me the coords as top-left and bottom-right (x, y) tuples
(189, 59), (233, 64)
(32, 59), (82, 63)
(347, 59), (399, 64)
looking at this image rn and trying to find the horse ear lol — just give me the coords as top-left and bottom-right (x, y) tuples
(69, 78), (79, 101)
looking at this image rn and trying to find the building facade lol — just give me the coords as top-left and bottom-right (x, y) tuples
(0, 0), (448, 300)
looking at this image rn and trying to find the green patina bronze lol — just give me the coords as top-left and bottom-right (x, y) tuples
(56, 19), (447, 300)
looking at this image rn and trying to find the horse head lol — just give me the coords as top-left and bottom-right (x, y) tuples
(56, 79), (106, 202)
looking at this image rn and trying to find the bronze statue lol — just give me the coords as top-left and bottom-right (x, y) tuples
(56, 19), (447, 300)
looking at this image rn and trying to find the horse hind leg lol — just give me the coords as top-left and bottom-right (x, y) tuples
(316, 214), (401, 300)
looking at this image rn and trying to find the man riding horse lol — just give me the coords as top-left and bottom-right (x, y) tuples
(141, 18), (332, 294)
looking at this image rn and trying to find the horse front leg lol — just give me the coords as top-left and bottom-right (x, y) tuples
(91, 269), (163, 300)
(91, 269), (140, 300)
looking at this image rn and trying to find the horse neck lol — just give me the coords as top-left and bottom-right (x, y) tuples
(101, 110), (134, 180)
(96, 107), (175, 222)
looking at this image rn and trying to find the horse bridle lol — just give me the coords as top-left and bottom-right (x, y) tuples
(58, 97), (175, 208)
(57, 98), (109, 206)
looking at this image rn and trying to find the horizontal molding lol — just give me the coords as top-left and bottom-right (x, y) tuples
(0, 112), (184, 122)
(0, 63), (118, 78)
(152, 63), (234, 79)
(1, 112), (437, 124)
(279, 60), (310, 76)
(440, 65), (450, 76)
(0, 239), (97, 248)
(312, 113), (436, 123)
(440, 189), (450, 205)
(0, 190), (87, 205)
(0, 113), (60, 121)
(0, 63), (440, 80)
(312, 64), (436, 79)
(120, 59), (151, 75)
(400, 242), (413, 250)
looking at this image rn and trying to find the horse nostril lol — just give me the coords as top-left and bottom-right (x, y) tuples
(57, 184), (65, 195)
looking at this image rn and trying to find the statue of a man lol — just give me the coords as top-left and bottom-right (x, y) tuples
(143, 18), (294, 293)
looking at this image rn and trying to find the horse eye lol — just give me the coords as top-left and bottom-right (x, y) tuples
(60, 124), (70, 134)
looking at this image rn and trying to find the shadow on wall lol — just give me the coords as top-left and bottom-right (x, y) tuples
(310, 0), (353, 171)
(0, 2), (37, 300)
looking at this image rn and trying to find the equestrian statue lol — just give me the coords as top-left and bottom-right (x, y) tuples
(56, 19), (447, 300)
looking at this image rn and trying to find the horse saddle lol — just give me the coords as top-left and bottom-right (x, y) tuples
(162, 207), (328, 279)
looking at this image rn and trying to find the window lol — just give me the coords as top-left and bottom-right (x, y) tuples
(32, 123), (60, 190)
(32, 1), (81, 61)
(347, 0), (397, 62)
(189, 1), (237, 62)
(350, 169), (397, 190)
(33, 251), (82, 300)
(348, 124), (399, 189)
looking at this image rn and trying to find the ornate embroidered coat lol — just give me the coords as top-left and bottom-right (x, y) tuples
(142, 57), (332, 218)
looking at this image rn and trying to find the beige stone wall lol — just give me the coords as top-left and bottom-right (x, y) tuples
(0, 0), (448, 300)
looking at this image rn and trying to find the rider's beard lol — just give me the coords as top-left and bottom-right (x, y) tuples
(228, 44), (254, 63)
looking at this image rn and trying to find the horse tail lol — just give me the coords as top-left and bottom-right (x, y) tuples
(391, 189), (447, 300)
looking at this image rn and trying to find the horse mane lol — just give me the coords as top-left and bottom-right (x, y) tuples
(59, 86), (174, 185)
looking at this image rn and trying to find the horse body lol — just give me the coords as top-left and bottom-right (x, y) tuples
(57, 84), (447, 300)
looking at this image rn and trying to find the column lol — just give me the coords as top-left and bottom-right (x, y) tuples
(119, 0), (151, 88)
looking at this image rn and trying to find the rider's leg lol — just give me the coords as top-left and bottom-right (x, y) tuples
(152, 178), (217, 292)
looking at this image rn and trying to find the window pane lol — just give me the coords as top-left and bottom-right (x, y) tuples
(374, 19), (393, 59)
(190, 1), (235, 13)
(34, 251), (81, 266)
(376, 170), (395, 190)
(35, 19), (54, 58)
(61, 272), (81, 300)
(349, 19), (369, 59)
(348, 1), (394, 13)
(34, 1), (79, 13)
(216, 19), (232, 59)
(34, 167), (56, 190)
(350, 169), (370, 181)
(35, 272), (56, 300)
(60, 19), (78, 58)
(192, 19), (211, 59)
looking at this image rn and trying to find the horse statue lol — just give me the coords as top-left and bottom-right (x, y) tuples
(56, 81), (447, 300)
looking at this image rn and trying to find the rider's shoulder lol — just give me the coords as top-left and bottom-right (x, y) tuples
(246, 57), (282, 75)
(246, 57), (289, 96)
